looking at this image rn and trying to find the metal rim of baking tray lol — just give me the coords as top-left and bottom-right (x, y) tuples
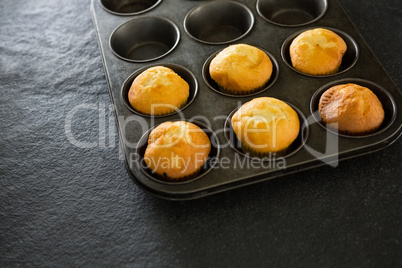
(99, 0), (162, 16)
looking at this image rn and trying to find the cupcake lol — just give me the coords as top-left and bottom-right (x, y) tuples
(231, 97), (300, 155)
(209, 44), (273, 94)
(318, 83), (385, 135)
(128, 66), (189, 115)
(144, 121), (211, 180)
(289, 28), (347, 75)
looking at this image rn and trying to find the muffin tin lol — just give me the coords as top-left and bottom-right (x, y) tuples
(91, 0), (402, 200)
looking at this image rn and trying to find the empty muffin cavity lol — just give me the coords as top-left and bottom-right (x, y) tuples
(202, 48), (279, 97)
(224, 103), (309, 160)
(121, 64), (198, 117)
(100, 0), (162, 15)
(110, 16), (180, 62)
(136, 120), (220, 184)
(281, 27), (359, 77)
(257, 0), (328, 27)
(184, 1), (254, 44)
(310, 78), (397, 138)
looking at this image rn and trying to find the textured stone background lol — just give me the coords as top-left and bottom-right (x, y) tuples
(0, 0), (401, 267)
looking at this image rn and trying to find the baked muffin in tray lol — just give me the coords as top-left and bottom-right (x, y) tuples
(231, 97), (300, 156)
(319, 83), (385, 135)
(289, 28), (347, 76)
(144, 121), (211, 181)
(128, 66), (189, 115)
(209, 44), (273, 95)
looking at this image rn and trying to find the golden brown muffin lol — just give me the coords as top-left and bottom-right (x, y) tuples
(144, 121), (211, 180)
(318, 83), (384, 135)
(209, 44), (273, 94)
(289, 28), (347, 75)
(128, 66), (189, 115)
(231, 97), (300, 155)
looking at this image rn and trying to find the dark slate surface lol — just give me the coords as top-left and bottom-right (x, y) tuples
(0, 0), (400, 267)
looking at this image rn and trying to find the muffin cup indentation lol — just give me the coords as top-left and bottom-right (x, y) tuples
(184, 1), (254, 45)
(281, 27), (359, 77)
(110, 16), (180, 62)
(257, 0), (328, 27)
(224, 102), (309, 160)
(202, 47), (279, 97)
(100, 0), (162, 16)
(122, 63), (198, 117)
(136, 120), (220, 184)
(310, 78), (397, 138)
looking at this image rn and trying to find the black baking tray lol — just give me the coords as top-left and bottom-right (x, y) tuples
(90, 0), (402, 200)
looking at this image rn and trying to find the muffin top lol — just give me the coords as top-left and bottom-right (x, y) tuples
(128, 66), (189, 115)
(209, 44), (273, 94)
(289, 28), (347, 75)
(144, 121), (211, 180)
(319, 83), (384, 135)
(231, 97), (300, 153)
